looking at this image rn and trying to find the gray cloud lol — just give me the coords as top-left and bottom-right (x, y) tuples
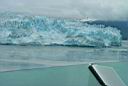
(0, 0), (128, 20)
(71, 0), (128, 20)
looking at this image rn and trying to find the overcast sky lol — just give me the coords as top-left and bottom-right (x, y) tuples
(0, 0), (128, 20)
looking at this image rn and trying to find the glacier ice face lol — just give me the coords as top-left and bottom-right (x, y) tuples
(0, 12), (122, 47)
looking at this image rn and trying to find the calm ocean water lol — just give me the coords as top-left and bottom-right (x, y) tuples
(0, 40), (128, 72)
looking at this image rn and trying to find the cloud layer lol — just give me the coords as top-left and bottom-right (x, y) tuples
(0, 0), (128, 20)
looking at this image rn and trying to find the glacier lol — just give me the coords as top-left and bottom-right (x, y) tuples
(0, 12), (121, 47)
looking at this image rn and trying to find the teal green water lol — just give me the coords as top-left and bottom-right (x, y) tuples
(0, 65), (89, 86)
(0, 62), (128, 86)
